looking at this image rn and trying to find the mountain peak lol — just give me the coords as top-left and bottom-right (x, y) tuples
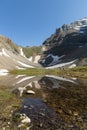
(70, 17), (87, 31)
(78, 17), (87, 22)
(40, 17), (87, 67)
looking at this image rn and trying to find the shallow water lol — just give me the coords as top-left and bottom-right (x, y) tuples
(0, 74), (87, 129)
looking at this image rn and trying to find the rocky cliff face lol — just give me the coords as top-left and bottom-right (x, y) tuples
(39, 18), (87, 68)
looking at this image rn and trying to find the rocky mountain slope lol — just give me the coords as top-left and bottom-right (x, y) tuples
(0, 35), (41, 72)
(0, 17), (87, 71)
(39, 18), (87, 68)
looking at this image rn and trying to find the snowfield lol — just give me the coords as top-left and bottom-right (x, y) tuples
(28, 55), (40, 63)
(0, 48), (10, 57)
(46, 59), (77, 69)
(47, 54), (65, 66)
(46, 75), (76, 84)
(16, 76), (35, 84)
(19, 48), (26, 57)
(0, 69), (9, 76)
(17, 61), (35, 68)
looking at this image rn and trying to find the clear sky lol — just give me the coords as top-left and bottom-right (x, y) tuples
(0, 0), (87, 46)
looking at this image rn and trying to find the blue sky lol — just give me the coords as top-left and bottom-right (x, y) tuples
(0, 0), (87, 46)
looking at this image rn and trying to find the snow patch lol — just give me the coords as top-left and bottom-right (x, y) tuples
(33, 80), (41, 89)
(16, 75), (26, 79)
(0, 49), (10, 57)
(16, 66), (26, 70)
(46, 75), (76, 84)
(18, 87), (26, 96)
(2, 49), (10, 57)
(0, 69), (8, 76)
(28, 55), (40, 63)
(78, 17), (87, 22)
(19, 48), (26, 57)
(25, 81), (41, 89)
(34, 55), (40, 63)
(48, 54), (65, 66)
(69, 64), (76, 68)
(74, 25), (87, 31)
(26, 82), (33, 88)
(17, 61), (34, 68)
(28, 57), (33, 62)
(74, 26), (80, 31)
(16, 76), (35, 84)
(46, 59), (77, 69)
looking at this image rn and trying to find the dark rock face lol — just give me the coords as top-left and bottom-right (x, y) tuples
(39, 18), (87, 67)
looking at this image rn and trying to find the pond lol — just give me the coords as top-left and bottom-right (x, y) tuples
(0, 74), (87, 130)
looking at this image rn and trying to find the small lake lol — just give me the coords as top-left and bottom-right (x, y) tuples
(0, 74), (87, 130)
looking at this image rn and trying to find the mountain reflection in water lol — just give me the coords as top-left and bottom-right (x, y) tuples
(11, 75), (77, 98)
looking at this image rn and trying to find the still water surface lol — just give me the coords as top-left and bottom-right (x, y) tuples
(0, 74), (87, 129)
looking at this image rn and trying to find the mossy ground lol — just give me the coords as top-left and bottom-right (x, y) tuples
(0, 86), (21, 129)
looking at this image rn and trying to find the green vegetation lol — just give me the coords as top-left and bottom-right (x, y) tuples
(0, 86), (21, 129)
(23, 46), (42, 58)
(0, 87), (21, 112)
(70, 66), (87, 71)
(68, 66), (87, 78)
(0, 89), (12, 100)
(11, 66), (87, 78)
(11, 68), (59, 76)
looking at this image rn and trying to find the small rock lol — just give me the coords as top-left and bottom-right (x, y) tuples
(21, 117), (31, 123)
(40, 123), (43, 127)
(11, 110), (13, 113)
(73, 111), (79, 116)
(24, 105), (28, 108)
(20, 113), (31, 124)
(7, 122), (11, 125)
(18, 124), (25, 128)
(26, 90), (35, 94)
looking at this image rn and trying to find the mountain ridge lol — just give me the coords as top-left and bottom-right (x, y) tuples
(39, 17), (87, 68)
(0, 17), (87, 72)
(0, 35), (42, 73)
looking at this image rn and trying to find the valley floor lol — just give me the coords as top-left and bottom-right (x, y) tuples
(11, 66), (87, 78)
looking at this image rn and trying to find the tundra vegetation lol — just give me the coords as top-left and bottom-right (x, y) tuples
(23, 46), (42, 58)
